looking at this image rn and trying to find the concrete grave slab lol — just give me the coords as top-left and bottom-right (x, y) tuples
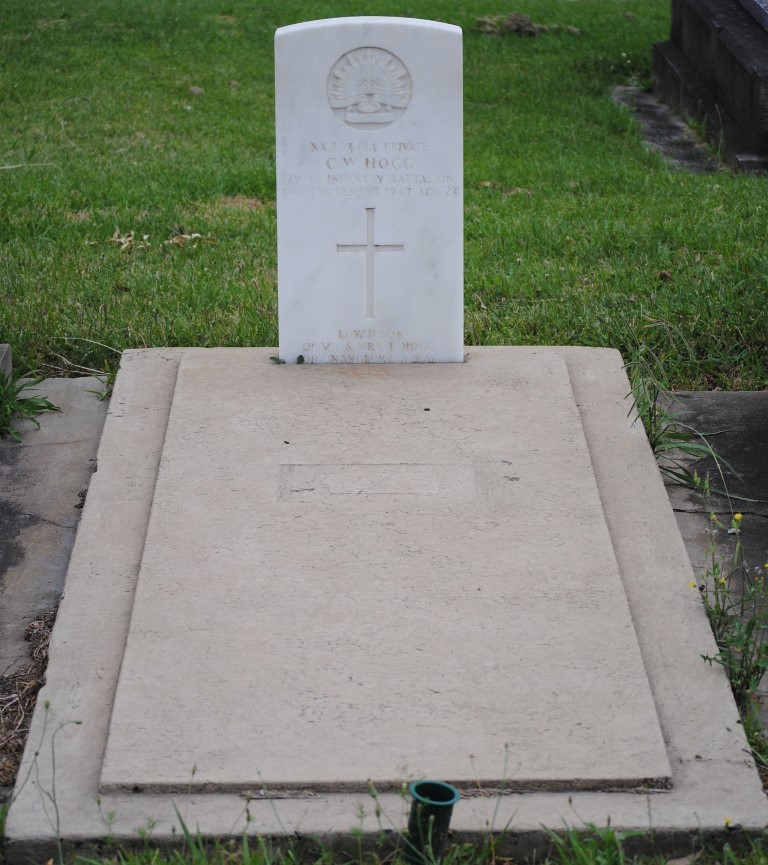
(99, 349), (669, 793)
(276, 18), (463, 363)
(6, 347), (768, 861)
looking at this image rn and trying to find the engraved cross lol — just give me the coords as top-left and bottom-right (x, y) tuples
(337, 207), (404, 319)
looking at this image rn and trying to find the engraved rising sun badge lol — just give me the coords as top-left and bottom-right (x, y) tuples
(328, 47), (412, 129)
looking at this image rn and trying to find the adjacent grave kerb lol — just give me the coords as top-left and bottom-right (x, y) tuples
(654, 0), (768, 170)
(276, 18), (464, 364)
(738, 0), (768, 29)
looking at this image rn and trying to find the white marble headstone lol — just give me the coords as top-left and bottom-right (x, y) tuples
(275, 17), (463, 364)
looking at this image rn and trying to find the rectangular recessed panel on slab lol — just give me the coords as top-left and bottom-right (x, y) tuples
(100, 350), (671, 793)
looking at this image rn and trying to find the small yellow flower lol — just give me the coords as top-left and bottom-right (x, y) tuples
(734, 513), (743, 522)
(719, 578), (727, 586)
(724, 817), (732, 827)
(689, 581), (697, 588)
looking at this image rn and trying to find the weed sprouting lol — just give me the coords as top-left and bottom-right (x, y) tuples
(34, 709), (83, 865)
(0, 802), (8, 864)
(0, 370), (61, 441)
(545, 822), (643, 865)
(626, 347), (733, 493)
(697, 506), (768, 716)
(0, 701), (82, 865)
(46, 338), (122, 400)
(174, 807), (210, 865)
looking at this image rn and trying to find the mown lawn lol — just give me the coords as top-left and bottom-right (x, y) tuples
(0, 0), (766, 388)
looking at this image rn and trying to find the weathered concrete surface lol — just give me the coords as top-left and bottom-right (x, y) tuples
(100, 350), (669, 793)
(5, 347), (767, 861)
(0, 378), (108, 678)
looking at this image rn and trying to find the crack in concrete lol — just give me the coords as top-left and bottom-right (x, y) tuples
(8, 439), (100, 449)
(673, 506), (768, 519)
(15, 513), (73, 530)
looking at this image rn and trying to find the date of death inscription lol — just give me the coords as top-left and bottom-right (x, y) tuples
(282, 140), (459, 200)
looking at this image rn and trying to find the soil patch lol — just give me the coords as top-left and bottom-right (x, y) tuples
(0, 607), (56, 796)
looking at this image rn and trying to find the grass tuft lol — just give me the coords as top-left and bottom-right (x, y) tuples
(0, 371), (61, 441)
(698, 508), (768, 715)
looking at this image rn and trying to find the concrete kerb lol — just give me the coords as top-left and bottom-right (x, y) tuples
(0, 377), (109, 678)
(5, 347), (768, 861)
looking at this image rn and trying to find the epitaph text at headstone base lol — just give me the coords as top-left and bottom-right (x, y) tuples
(275, 18), (463, 364)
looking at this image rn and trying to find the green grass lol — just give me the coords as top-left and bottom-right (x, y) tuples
(12, 825), (768, 865)
(1, 0), (765, 388)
